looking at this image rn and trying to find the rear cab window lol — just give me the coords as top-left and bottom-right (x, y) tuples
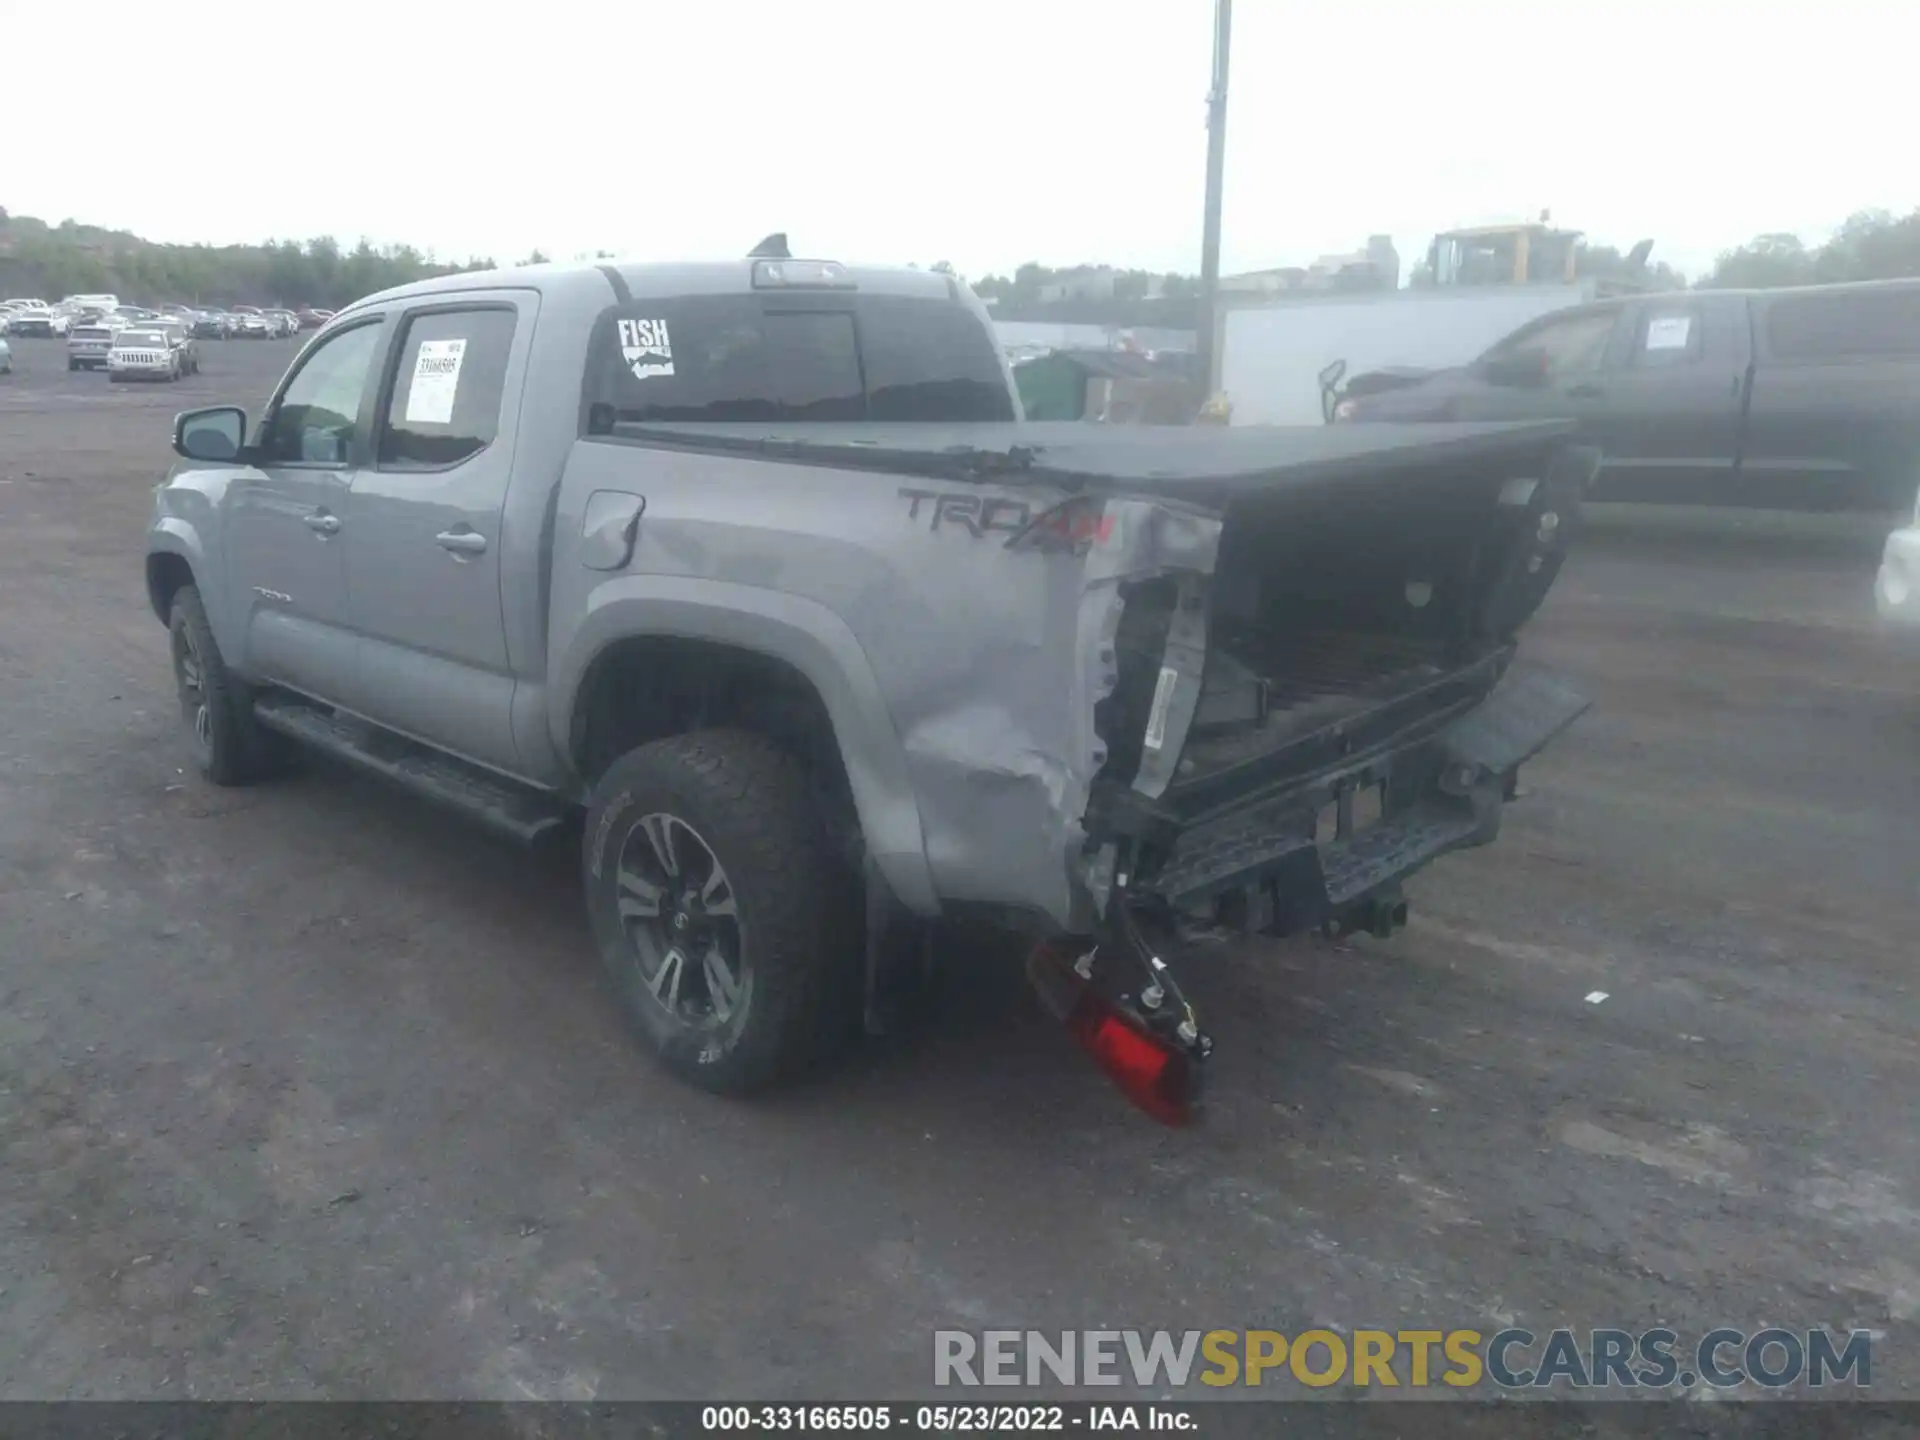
(583, 293), (1015, 433)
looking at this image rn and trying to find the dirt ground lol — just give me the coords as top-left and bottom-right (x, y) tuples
(0, 334), (1915, 1403)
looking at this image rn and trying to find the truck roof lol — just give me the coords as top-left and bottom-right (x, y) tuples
(341, 256), (962, 316)
(1696, 276), (1920, 303)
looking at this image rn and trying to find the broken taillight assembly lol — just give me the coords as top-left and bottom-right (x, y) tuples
(1028, 933), (1207, 1127)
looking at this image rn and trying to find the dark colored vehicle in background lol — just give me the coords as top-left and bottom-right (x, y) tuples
(295, 307), (336, 329)
(1331, 278), (1920, 512)
(67, 323), (119, 370)
(190, 310), (229, 339)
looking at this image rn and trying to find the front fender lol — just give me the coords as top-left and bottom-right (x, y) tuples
(552, 575), (940, 916)
(146, 515), (206, 619)
(147, 465), (239, 652)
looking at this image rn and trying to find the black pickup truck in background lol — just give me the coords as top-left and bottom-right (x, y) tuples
(1332, 278), (1920, 512)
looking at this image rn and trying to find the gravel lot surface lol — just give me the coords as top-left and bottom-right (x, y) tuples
(0, 334), (1914, 1403)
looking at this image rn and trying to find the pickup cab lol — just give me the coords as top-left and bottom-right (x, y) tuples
(1332, 278), (1920, 512)
(146, 253), (1591, 1118)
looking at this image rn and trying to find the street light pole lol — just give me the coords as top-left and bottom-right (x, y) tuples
(1197, 0), (1232, 396)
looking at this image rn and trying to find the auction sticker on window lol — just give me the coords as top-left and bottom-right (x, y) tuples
(1645, 314), (1692, 352)
(406, 338), (467, 424)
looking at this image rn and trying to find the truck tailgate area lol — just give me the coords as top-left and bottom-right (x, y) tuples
(1146, 665), (1590, 914)
(1086, 430), (1597, 933)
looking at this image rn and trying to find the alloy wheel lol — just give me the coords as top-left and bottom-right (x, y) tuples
(613, 812), (747, 1027)
(172, 623), (212, 758)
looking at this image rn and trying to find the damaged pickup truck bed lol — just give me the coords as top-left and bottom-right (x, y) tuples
(145, 255), (1590, 1118)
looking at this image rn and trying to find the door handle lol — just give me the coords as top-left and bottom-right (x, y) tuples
(303, 511), (341, 535)
(436, 529), (489, 556)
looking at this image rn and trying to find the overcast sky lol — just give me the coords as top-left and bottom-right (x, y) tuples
(8, 0), (1912, 283)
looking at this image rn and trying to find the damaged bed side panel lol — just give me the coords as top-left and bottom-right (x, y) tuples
(555, 424), (1587, 939)
(550, 436), (1226, 934)
(871, 487), (1224, 935)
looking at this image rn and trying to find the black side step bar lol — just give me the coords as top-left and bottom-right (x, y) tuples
(253, 696), (570, 846)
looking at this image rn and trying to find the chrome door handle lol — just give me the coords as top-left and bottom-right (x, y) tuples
(303, 511), (341, 535)
(436, 529), (489, 555)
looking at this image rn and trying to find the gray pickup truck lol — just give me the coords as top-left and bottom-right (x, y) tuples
(146, 250), (1591, 1118)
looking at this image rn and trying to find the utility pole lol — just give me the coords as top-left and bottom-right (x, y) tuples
(1196, 0), (1232, 395)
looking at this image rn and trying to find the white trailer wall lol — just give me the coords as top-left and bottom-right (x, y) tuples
(994, 321), (1196, 354)
(1219, 284), (1591, 426)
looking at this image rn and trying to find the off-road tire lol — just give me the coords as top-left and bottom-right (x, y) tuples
(583, 730), (854, 1095)
(168, 584), (287, 786)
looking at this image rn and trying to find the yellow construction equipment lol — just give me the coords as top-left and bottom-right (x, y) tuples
(1426, 221), (1585, 286)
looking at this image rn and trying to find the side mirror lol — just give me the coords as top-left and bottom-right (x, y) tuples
(174, 405), (248, 462)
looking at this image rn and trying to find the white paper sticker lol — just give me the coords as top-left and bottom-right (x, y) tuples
(1644, 314), (1692, 352)
(618, 317), (674, 378)
(406, 338), (466, 424)
(1143, 666), (1179, 752)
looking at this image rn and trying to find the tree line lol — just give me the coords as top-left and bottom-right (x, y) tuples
(969, 207), (1920, 322)
(0, 210), (540, 309)
(5, 204), (1920, 318)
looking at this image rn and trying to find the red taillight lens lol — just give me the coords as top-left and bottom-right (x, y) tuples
(1069, 1003), (1195, 1127)
(1028, 939), (1199, 1126)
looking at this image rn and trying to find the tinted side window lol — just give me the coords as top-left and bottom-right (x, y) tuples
(259, 321), (385, 466)
(1494, 310), (1616, 379)
(1768, 288), (1920, 360)
(1629, 305), (1705, 368)
(378, 308), (518, 470)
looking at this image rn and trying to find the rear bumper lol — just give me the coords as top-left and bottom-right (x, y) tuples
(1137, 666), (1589, 931)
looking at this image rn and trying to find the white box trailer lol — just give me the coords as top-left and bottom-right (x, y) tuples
(1217, 282), (1595, 426)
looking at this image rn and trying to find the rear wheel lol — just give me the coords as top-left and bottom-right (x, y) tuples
(583, 730), (855, 1095)
(167, 584), (288, 786)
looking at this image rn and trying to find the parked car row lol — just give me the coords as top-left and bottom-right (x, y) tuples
(66, 317), (202, 381)
(2, 296), (335, 343)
